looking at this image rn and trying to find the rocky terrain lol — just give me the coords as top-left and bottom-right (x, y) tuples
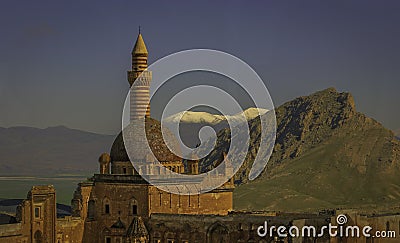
(198, 88), (400, 212)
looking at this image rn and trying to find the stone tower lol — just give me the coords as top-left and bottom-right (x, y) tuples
(28, 186), (56, 243)
(127, 31), (152, 120)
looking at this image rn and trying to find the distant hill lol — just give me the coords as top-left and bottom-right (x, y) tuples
(197, 88), (400, 212)
(0, 126), (114, 176)
(0, 108), (267, 176)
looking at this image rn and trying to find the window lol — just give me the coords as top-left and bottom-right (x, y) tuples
(34, 207), (41, 218)
(103, 197), (111, 215)
(132, 205), (137, 215)
(153, 232), (161, 243)
(34, 230), (43, 243)
(87, 200), (95, 219)
(123, 168), (127, 174)
(105, 237), (111, 243)
(131, 198), (138, 215)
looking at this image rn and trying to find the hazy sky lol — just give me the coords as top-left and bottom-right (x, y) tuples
(0, 1), (399, 134)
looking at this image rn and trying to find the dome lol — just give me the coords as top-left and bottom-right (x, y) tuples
(110, 117), (181, 163)
(98, 152), (111, 164)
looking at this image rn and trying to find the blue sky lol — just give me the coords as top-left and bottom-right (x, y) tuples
(0, 0), (399, 134)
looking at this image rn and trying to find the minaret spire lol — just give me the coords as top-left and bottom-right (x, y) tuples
(127, 32), (152, 119)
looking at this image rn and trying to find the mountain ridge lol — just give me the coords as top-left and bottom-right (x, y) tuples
(0, 125), (115, 176)
(196, 87), (400, 212)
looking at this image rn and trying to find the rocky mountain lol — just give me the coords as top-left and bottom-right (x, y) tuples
(198, 88), (400, 212)
(163, 108), (268, 148)
(0, 126), (114, 175)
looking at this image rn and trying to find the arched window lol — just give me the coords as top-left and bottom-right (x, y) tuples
(207, 222), (228, 243)
(34, 230), (43, 243)
(130, 198), (138, 215)
(165, 232), (175, 243)
(87, 200), (95, 219)
(103, 197), (111, 215)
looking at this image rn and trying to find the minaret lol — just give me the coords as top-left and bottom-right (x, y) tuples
(127, 30), (152, 120)
(98, 152), (111, 174)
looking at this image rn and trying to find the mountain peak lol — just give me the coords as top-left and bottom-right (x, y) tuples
(295, 87), (355, 112)
(276, 88), (357, 143)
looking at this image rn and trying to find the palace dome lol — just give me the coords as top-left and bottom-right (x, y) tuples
(110, 117), (182, 163)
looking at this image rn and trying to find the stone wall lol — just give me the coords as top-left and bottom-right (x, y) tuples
(148, 186), (233, 216)
(79, 181), (150, 242)
(56, 216), (84, 243)
(330, 210), (400, 243)
(0, 223), (26, 242)
(147, 212), (331, 243)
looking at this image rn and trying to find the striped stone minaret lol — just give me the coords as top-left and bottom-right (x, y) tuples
(127, 32), (152, 120)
